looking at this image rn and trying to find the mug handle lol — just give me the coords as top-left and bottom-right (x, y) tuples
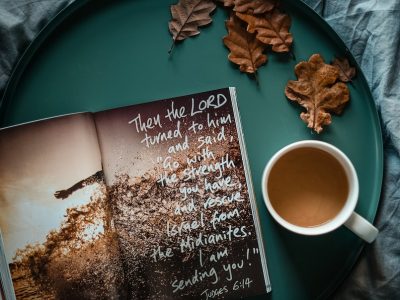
(344, 212), (379, 243)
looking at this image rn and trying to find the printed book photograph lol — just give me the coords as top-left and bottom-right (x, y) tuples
(0, 87), (271, 299)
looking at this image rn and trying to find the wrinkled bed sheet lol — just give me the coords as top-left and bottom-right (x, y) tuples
(0, 0), (399, 299)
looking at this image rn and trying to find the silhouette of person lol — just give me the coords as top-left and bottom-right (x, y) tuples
(54, 170), (104, 199)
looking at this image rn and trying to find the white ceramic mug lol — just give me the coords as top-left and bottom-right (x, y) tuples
(261, 140), (379, 243)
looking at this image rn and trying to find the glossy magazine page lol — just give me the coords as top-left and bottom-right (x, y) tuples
(0, 88), (270, 299)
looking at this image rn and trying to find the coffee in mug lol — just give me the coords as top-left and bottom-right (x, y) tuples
(267, 147), (348, 227)
(262, 140), (379, 243)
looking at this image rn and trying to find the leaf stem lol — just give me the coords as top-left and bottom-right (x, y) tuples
(168, 40), (176, 55)
(254, 71), (260, 86)
(290, 49), (296, 60)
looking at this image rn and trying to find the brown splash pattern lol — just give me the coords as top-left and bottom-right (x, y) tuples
(107, 144), (255, 299)
(10, 184), (125, 300)
(10, 143), (256, 299)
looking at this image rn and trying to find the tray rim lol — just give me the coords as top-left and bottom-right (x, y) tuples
(0, 0), (384, 299)
(288, 1), (383, 298)
(0, 0), (90, 117)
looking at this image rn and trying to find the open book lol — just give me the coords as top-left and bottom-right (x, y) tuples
(0, 87), (271, 299)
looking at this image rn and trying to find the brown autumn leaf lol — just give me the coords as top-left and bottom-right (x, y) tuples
(236, 10), (293, 53)
(168, 0), (217, 54)
(331, 57), (356, 82)
(234, 0), (277, 15)
(223, 15), (268, 76)
(285, 54), (350, 133)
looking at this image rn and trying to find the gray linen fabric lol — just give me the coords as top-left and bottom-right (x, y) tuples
(0, 0), (399, 299)
(0, 0), (74, 97)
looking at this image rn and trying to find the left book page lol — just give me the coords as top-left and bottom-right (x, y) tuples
(0, 113), (125, 299)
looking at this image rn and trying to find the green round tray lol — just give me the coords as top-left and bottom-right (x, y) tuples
(0, 0), (383, 299)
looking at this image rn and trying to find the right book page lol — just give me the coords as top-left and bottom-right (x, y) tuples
(94, 87), (271, 299)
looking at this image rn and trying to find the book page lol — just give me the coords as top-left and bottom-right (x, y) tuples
(0, 113), (125, 299)
(94, 88), (270, 299)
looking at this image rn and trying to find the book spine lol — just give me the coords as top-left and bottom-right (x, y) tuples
(0, 229), (16, 300)
(228, 87), (271, 292)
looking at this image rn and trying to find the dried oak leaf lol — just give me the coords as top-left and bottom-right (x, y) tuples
(168, 0), (216, 53)
(236, 10), (293, 53)
(331, 57), (356, 82)
(223, 15), (268, 74)
(285, 54), (350, 133)
(234, 0), (277, 15)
